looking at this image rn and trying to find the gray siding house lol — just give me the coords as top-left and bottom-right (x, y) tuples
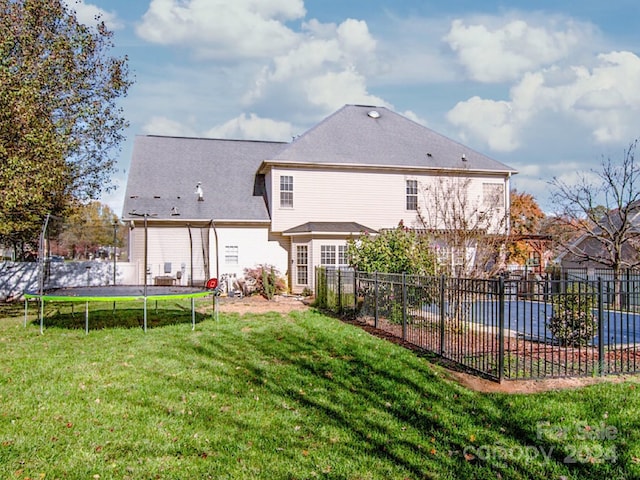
(122, 105), (516, 293)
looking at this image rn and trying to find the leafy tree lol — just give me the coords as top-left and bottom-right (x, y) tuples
(508, 189), (546, 265)
(346, 222), (436, 275)
(53, 201), (125, 260)
(550, 140), (640, 306)
(0, 0), (131, 257)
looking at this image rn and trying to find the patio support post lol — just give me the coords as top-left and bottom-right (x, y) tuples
(498, 275), (505, 383)
(598, 277), (605, 376)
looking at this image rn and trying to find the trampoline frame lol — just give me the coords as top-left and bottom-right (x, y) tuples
(24, 286), (216, 334)
(25, 212), (221, 334)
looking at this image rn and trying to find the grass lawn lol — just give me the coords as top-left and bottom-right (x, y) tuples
(1, 301), (639, 479)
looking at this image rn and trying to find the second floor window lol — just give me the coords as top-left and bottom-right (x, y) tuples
(280, 175), (293, 208)
(406, 179), (418, 210)
(482, 183), (504, 209)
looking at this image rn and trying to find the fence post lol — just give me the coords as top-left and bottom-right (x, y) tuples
(353, 269), (358, 315)
(337, 268), (342, 314)
(439, 275), (445, 356)
(597, 277), (605, 376)
(498, 275), (505, 383)
(402, 272), (407, 341)
(374, 272), (379, 328)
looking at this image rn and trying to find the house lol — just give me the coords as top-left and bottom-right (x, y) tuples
(122, 105), (517, 293)
(557, 201), (640, 273)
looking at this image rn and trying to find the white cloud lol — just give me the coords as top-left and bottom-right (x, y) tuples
(447, 50), (640, 151)
(443, 17), (593, 83)
(65, 0), (123, 30)
(447, 96), (521, 151)
(142, 116), (197, 137)
(401, 110), (427, 126)
(136, 0), (305, 59)
(133, 2), (388, 119)
(244, 18), (385, 114)
(304, 69), (386, 111)
(204, 113), (294, 141)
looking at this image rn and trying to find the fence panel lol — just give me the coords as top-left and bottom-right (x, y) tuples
(316, 267), (640, 382)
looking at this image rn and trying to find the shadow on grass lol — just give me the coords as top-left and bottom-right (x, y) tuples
(34, 304), (210, 330)
(0, 301), (27, 318)
(162, 310), (570, 479)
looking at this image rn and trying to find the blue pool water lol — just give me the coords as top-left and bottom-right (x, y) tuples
(459, 300), (640, 347)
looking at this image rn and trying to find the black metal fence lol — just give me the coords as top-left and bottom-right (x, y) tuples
(315, 267), (640, 382)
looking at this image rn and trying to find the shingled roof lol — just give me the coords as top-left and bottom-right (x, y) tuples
(123, 105), (515, 222)
(122, 136), (286, 221)
(261, 105), (517, 174)
(283, 221), (377, 235)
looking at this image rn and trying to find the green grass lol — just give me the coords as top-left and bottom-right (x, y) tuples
(1, 301), (639, 479)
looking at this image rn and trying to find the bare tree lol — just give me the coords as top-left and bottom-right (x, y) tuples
(550, 140), (640, 306)
(417, 175), (508, 277)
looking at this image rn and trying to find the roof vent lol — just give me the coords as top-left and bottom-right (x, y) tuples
(367, 110), (380, 119)
(195, 182), (204, 201)
(461, 153), (467, 161)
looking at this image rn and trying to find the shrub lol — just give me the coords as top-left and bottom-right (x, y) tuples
(548, 284), (597, 347)
(346, 221), (436, 275)
(244, 264), (286, 300)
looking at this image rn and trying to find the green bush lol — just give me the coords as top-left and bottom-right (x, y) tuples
(548, 284), (597, 347)
(346, 221), (436, 275)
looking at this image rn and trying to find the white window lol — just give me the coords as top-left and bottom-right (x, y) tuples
(406, 179), (418, 210)
(296, 245), (308, 285)
(320, 245), (336, 265)
(338, 245), (348, 266)
(482, 183), (504, 209)
(224, 245), (238, 265)
(280, 175), (293, 208)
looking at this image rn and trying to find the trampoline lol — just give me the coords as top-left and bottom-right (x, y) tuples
(24, 285), (216, 334)
(24, 213), (221, 334)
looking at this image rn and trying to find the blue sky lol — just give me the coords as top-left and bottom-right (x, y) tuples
(71, 0), (640, 215)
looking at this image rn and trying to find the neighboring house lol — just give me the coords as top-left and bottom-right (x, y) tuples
(122, 105), (517, 293)
(557, 201), (640, 272)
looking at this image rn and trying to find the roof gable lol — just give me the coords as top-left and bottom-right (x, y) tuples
(266, 105), (516, 173)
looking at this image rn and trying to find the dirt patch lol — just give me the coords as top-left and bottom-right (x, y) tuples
(215, 294), (310, 315)
(443, 369), (640, 394)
